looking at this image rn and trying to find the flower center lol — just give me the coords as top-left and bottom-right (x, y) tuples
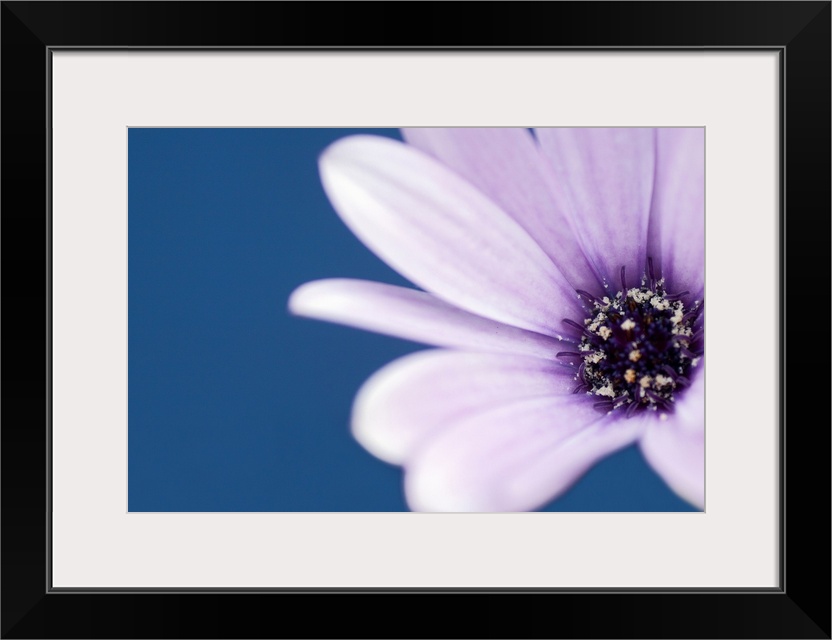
(559, 262), (703, 418)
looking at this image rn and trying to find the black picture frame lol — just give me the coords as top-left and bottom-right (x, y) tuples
(2, 2), (829, 638)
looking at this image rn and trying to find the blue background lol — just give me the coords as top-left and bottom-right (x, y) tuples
(128, 128), (696, 512)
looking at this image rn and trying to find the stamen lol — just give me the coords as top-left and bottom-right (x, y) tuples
(562, 259), (703, 418)
(593, 401), (614, 414)
(681, 308), (702, 324)
(643, 388), (664, 404)
(562, 318), (596, 339)
(678, 346), (697, 359)
(576, 289), (602, 305)
(625, 399), (642, 419)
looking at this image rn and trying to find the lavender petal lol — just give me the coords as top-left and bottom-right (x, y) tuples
(638, 368), (705, 509)
(352, 350), (584, 465)
(646, 128), (705, 296)
(535, 128), (655, 287)
(318, 135), (585, 336)
(403, 400), (646, 512)
(288, 278), (572, 358)
(402, 127), (601, 292)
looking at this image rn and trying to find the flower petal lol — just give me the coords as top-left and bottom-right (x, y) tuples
(639, 368), (705, 509)
(404, 399), (646, 512)
(535, 128), (656, 286)
(647, 128), (705, 297)
(288, 278), (571, 359)
(402, 128), (599, 292)
(352, 350), (578, 465)
(319, 135), (584, 336)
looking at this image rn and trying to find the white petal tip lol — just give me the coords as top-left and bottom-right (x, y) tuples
(404, 469), (535, 513)
(287, 281), (318, 317)
(319, 135), (399, 172)
(350, 354), (432, 465)
(350, 408), (403, 467)
(287, 279), (352, 319)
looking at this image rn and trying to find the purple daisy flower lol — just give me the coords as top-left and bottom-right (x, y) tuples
(289, 128), (704, 512)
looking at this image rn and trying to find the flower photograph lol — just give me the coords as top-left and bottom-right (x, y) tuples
(128, 127), (703, 513)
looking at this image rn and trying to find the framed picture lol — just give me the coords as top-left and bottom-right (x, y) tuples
(3, 2), (829, 638)
(127, 124), (706, 515)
